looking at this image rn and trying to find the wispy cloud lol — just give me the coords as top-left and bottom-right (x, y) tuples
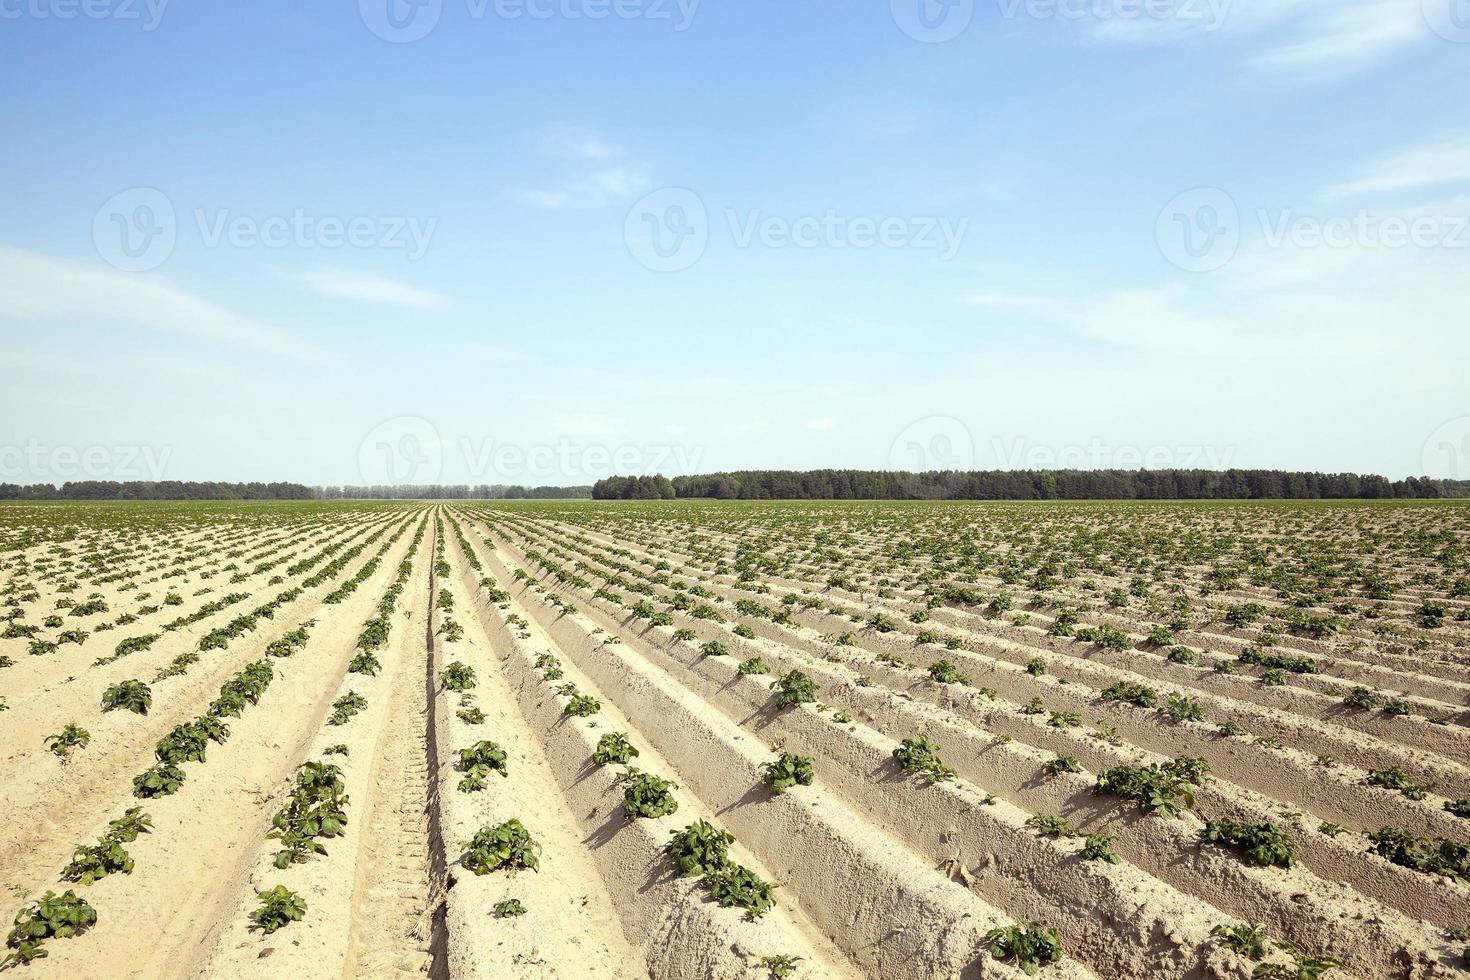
(515, 168), (651, 210)
(1325, 138), (1470, 198)
(298, 269), (447, 310)
(1084, 0), (1427, 79)
(0, 245), (325, 362)
(539, 125), (619, 161)
(806, 418), (838, 431)
(516, 127), (650, 209)
(962, 217), (1470, 365)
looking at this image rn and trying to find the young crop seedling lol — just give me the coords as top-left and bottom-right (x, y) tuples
(1211, 922), (1269, 960)
(705, 864), (778, 921)
(102, 678), (152, 717)
(1202, 819), (1297, 868)
(761, 752), (815, 794)
(769, 670), (818, 708)
(456, 741), (507, 792)
(665, 819), (734, 876)
(62, 836), (135, 885)
(1161, 694), (1206, 724)
(1023, 809), (1080, 837)
(928, 660), (971, 685)
(46, 724), (91, 761)
(250, 885), (306, 935)
(1080, 834), (1119, 863)
(737, 657), (768, 675)
(984, 922), (1064, 975)
(759, 954), (803, 979)
(1042, 755), (1082, 777)
(1047, 710), (1082, 730)
(464, 819), (541, 875)
(1251, 941), (1342, 979)
(593, 732), (639, 766)
(492, 899), (527, 918)
(133, 763), (185, 798)
(892, 737), (956, 784)
(327, 691), (368, 726)
(564, 693), (601, 717)
(1365, 767), (1432, 801)
(1367, 826), (1470, 882)
(347, 651), (381, 675)
(1101, 681), (1157, 708)
(1094, 764), (1195, 818)
(440, 662), (477, 693)
(2, 890), (98, 966)
(621, 770), (680, 820)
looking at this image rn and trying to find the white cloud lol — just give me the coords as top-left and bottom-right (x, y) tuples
(1084, 0), (1427, 78)
(513, 189), (575, 210)
(516, 168), (651, 210)
(298, 269), (447, 310)
(1325, 139), (1470, 199)
(662, 423), (688, 435)
(961, 213), (1470, 366)
(539, 125), (619, 161)
(518, 127), (650, 209)
(0, 245), (325, 361)
(806, 418), (838, 431)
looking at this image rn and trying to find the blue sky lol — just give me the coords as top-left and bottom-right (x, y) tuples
(2, 0), (1469, 486)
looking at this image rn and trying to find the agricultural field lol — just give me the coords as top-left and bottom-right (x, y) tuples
(1, 499), (1468, 979)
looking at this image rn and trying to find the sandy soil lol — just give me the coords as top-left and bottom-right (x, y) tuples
(3, 500), (1467, 980)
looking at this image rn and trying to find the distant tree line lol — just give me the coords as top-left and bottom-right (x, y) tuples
(590, 475), (677, 500)
(315, 484), (593, 500)
(0, 481), (315, 500)
(4, 473), (1463, 502)
(592, 469), (1466, 501)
